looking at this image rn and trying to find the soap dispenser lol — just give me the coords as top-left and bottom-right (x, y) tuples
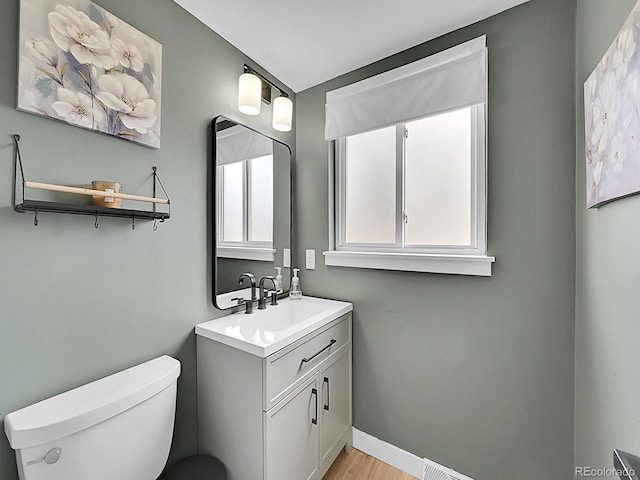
(275, 267), (283, 293)
(289, 268), (302, 300)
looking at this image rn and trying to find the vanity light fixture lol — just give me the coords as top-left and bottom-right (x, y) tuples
(237, 70), (262, 115)
(272, 95), (293, 132)
(238, 64), (293, 131)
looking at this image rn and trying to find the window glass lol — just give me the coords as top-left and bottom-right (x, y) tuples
(248, 155), (273, 242)
(221, 162), (243, 242)
(404, 108), (472, 246)
(344, 126), (397, 244)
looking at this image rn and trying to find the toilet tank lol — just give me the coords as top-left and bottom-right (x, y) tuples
(4, 355), (180, 480)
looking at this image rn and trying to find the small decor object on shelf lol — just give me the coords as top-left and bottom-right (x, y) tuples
(17, 0), (162, 149)
(91, 181), (121, 208)
(584, 1), (640, 208)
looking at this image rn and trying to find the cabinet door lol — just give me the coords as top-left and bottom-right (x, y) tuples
(265, 376), (319, 480)
(320, 348), (352, 464)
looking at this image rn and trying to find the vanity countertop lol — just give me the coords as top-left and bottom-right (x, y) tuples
(196, 296), (353, 357)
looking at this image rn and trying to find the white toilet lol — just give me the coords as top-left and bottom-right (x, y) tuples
(4, 355), (180, 480)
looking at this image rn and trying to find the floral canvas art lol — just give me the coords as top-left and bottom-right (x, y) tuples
(18, 0), (162, 148)
(584, 1), (640, 207)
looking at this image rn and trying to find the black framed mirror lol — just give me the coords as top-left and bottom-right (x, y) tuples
(212, 116), (292, 310)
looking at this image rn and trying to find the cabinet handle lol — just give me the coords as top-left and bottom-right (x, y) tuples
(311, 388), (318, 425)
(323, 377), (330, 411)
(301, 339), (337, 364)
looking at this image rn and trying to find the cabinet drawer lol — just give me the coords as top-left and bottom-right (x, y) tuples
(265, 314), (351, 410)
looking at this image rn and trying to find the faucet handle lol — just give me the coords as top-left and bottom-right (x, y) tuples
(244, 299), (253, 314)
(231, 297), (245, 306)
(231, 296), (253, 314)
(270, 290), (278, 306)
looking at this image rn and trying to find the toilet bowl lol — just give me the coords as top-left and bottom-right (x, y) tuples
(4, 355), (180, 480)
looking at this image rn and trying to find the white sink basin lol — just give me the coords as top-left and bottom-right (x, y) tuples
(196, 296), (353, 357)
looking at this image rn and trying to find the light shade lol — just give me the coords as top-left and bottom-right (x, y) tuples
(272, 96), (293, 132)
(238, 73), (262, 116)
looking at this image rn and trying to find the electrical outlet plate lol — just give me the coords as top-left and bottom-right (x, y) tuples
(283, 248), (291, 268)
(306, 249), (316, 270)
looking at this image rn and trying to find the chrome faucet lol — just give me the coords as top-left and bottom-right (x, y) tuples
(238, 273), (257, 314)
(258, 276), (278, 309)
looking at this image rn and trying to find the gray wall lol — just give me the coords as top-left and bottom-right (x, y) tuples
(295, 0), (576, 479)
(0, 1), (293, 479)
(574, 1), (640, 477)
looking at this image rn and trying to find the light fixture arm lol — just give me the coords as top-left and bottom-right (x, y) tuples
(243, 64), (289, 99)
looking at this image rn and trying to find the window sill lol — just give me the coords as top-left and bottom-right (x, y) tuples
(217, 245), (275, 262)
(323, 250), (495, 276)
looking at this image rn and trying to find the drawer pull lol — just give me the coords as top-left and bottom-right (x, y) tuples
(301, 339), (337, 364)
(323, 377), (330, 411)
(311, 388), (318, 425)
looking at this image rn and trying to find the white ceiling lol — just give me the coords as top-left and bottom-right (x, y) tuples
(173, 0), (529, 93)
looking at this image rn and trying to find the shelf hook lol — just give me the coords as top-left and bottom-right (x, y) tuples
(94, 214), (99, 229)
(153, 218), (158, 231)
(131, 217), (136, 230)
(33, 210), (38, 227)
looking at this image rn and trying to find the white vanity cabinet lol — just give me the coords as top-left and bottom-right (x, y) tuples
(264, 375), (319, 480)
(319, 348), (351, 464)
(196, 300), (352, 480)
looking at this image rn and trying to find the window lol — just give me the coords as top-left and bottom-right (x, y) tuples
(339, 105), (478, 250)
(324, 36), (494, 275)
(217, 154), (274, 261)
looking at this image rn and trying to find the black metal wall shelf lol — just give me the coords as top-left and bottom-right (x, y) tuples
(12, 134), (170, 228)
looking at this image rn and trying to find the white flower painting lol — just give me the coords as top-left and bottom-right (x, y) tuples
(18, 0), (162, 148)
(585, 2), (640, 207)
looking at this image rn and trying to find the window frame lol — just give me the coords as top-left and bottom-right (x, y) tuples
(325, 104), (494, 276)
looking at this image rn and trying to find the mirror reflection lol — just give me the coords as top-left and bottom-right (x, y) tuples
(213, 116), (292, 310)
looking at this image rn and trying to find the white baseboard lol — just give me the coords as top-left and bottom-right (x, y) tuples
(352, 428), (423, 479)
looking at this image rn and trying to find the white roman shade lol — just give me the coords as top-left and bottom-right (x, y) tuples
(216, 125), (273, 165)
(324, 35), (487, 141)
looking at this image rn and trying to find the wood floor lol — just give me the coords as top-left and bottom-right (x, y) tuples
(323, 449), (416, 480)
